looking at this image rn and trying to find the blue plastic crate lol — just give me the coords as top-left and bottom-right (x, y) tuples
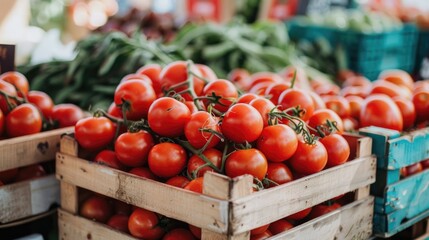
(415, 30), (429, 79)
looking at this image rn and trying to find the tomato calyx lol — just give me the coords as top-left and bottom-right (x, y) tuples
(314, 120), (339, 138)
(175, 138), (222, 174)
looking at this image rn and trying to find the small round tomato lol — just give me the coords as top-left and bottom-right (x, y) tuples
(264, 82), (290, 105)
(148, 143), (187, 178)
(203, 79), (238, 112)
(256, 125), (298, 162)
(225, 149), (268, 180)
(250, 98), (277, 127)
(128, 208), (165, 239)
(340, 86), (369, 98)
(401, 162), (423, 178)
(114, 80), (156, 120)
(313, 84), (340, 96)
(113, 199), (132, 216)
(184, 177), (204, 193)
(307, 203), (341, 220)
(0, 168), (18, 183)
(115, 131), (154, 167)
(285, 208), (312, 221)
(148, 97), (191, 137)
(379, 69), (414, 91)
(120, 74), (153, 86)
(228, 68), (250, 90)
(26, 91), (54, 119)
(75, 117), (115, 150)
(163, 228), (196, 240)
(413, 90), (429, 123)
(342, 76), (371, 89)
(184, 111), (220, 149)
(393, 96), (416, 130)
(309, 91), (326, 110)
(187, 149), (222, 178)
(345, 95), (364, 119)
(278, 89), (315, 121)
(136, 64), (162, 95)
(15, 164), (46, 182)
(266, 163), (293, 187)
(0, 71), (29, 97)
(129, 167), (158, 181)
(196, 64), (217, 82)
(94, 150), (127, 171)
(279, 66), (310, 89)
(237, 93), (259, 104)
(6, 103), (42, 137)
(80, 195), (113, 223)
(248, 72), (282, 90)
(249, 81), (275, 96)
(51, 104), (84, 128)
(342, 117), (359, 131)
(166, 176), (190, 189)
(0, 80), (17, 114)
(289, 140), (328, 175)
(308, 109), (344, 135)
(268, 219), (293, 235)
(250, 230), (272, 240)
(107, 214), (129, 233)
(251, 224), (270, 235)
(360, 94), (403, 131)
(369, 80), (412, 99)
(184, 101), (199, 113)
(188, 224), (202, 239)
(221, 104), (263, 143)
(322, 95), (351, 119)
(320, 134), (350, 167)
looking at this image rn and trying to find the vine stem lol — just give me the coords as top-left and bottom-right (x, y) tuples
(175, 138), (221, 173)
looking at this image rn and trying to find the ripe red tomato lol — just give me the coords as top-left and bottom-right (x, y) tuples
(250, 230), (272, 240)
(148, 97), (191, 137)
(393, 96), (416, 130)
(166, 176), (190, 189)
(107, 214), (129, 233)
(251, 224), (270, 235)
(184, 177), (204, 193)
(129, 167), (159, 181)
(345, 95), (363, 119)
(0, 108), (4, 136)
(308, 203), (341, 220)
(0, 71), (29, 97)
(94, 150), (126, 171)
(159, 61), (203, 100)
(51, 104), (84, 128)
(128, 208), (165, 239)
(196, 64), (217, 82)
(249, 98), (277, 127)
(308, 109), (344, 135)
(188, 224), (202, 239)
(221, 104), (263, 143)
(289, 140), (328, 175)
(187, 149), (222, 178)
(360, 94), (403, 131)
(256, 124), (298, 162)
(379, 69), (414, 91)
(14, 164), (46, 182)
(6, 103), (42, 137)
(342, 76), (371, 89)
(136, 64), (162, 95)
(322, 95), (351, 119)
(369, 80), (412, 99)
(278, 89), (315, 121)
(264, 82), (290, 105)
(148, 143), (187, 178)
(80, 195), (113, 223)
(279, 66), (309, 89)
(184, 101), (200, 113)
(412, 90), (429, 123)
(266, 163), (294, 187)
(184, 111), (220, 149)
(26, 91), (54, 119)
(225, 149), (268, 180)
(163, 228), (196, 240)
(115, 131), (154, 167)
(75, 117), (115, 150)
(249, 81), (274, 96)
(228, 68), (251, 90)
(0, 168), (18, 183)
(248, 72), (282, 90)
(237, 93), (259, 104)
(203, 79), (238, 112)
(320, 134), (350, 167)
(309, 91), (327, 110)
(120, 74), (153, 86)
(285, 207), (312, 221)
(314, 84), (340, 96)
(268, 219), (293, 235)
(114, 80), (156, 120)
(113, 199), (132, 215)
(0, 80), (17, 114)
(342, 117), (359, 132)
(401, 162), (423, 178)
(422, 159), (429, 169)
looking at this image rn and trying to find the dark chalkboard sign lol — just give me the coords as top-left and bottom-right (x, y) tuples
(0, 44), (15, 74)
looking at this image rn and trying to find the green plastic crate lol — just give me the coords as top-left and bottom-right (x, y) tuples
(287, 20), (418, 80)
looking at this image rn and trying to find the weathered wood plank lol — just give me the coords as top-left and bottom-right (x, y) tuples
(230, 156), (376, 234)
(269, 197), (374, 240)
(0, 127), (74, 171)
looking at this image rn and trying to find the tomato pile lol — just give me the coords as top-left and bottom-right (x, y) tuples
(0, 71), (84, 187)
(73, 60), (359, 239)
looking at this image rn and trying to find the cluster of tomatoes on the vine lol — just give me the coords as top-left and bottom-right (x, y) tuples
(73, 61), (355, 239)
(0, 71), (84, 187)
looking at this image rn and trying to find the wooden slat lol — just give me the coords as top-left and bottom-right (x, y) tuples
(0, 127), (74, 171)
(0, 175), (59, 223)
(229, 156), (376, 234)
(58, 209), (138, 240)
(56, 153), (228, 234)
(60, 182), (78, 214)
(355, 185), (370, 201)
(59, 134), (78, 156)
(269, 197), (374, 240)
(202, 173), (253, 239)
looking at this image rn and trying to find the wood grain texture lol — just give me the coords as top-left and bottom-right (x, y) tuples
(0, 127), (74, 171)
(270, 197), (374, 240)
(56, 153), (228, 233)
(0, 175), (59, 223)
(58, 209), (138, 240)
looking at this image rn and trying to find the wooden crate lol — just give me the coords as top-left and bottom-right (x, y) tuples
(56, 134), (376, 239)
(0, 127), (73, 224)
(360, 126), (429, 238)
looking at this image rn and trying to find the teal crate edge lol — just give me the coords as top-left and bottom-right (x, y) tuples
(374, 208), (429, 238)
